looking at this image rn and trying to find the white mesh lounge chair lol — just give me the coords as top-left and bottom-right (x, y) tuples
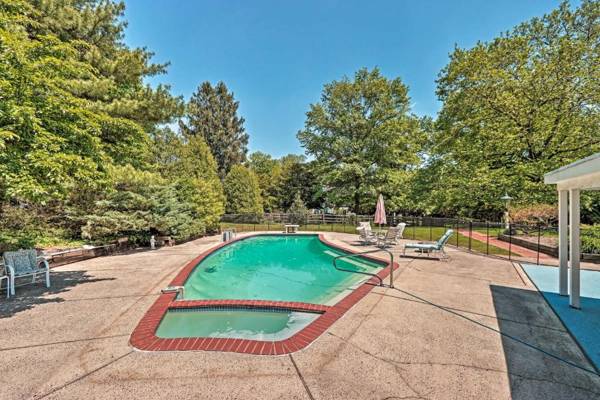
(403, 229), (454, 259)
(3, 249), (50, 296)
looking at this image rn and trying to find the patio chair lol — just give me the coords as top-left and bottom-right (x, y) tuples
(357, 227), (378, 245)
(378, 226), (402, 247)
(3, 249), (50, 296)
(0, 263), (9, 298)
(396, 222), (407, 239)
(403, 229), (454, 259)
(374, 222), (407, 247)
(358, 221), (372, 230)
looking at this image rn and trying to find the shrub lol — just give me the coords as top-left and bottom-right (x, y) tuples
(81, 164), (224, 243)
(582, 226), (600, 254)
(509, 204), (557, 227)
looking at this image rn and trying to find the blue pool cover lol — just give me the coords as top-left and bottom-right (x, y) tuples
(522, 263), (600, 371)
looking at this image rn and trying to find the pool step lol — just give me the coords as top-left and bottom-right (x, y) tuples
(324, 250), (376, 271)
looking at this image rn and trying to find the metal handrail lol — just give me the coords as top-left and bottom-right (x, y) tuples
(332, 249), (394, 288)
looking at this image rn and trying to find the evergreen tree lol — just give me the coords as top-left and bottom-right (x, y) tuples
(180, 81), (249, 178)
(287, 192), (308, 224)
(223, 165), (263, 215)
(0, 0), (183, 204)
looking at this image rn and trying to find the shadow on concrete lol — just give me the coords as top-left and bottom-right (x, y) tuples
(490, 285), (600, 399)
(0, 270), (114, 319)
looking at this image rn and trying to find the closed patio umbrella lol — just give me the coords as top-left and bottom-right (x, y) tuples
(374, 194), (386, 231)
(373, 193), (394, 288)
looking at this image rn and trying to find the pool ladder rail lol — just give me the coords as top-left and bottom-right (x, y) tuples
(332, 249), (394, 288)
(162, 286), (185, 299)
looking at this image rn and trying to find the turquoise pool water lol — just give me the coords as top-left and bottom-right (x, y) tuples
(183, 235), (383, 304)
(156, 308), (320, 340)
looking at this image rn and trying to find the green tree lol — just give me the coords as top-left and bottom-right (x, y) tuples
(0, 0), (182, 204)
(149, 128), (225, 229)
(223, 165), (263, 214)
(0, 0), (211, 250)
(297, 68), (425, 213)
(0, 0), (108, 203)
(247, 151), (282, 212)
(431, 0), (600, 217)
(287, 192), (308, 224)
(180, 81), (249, 178)
(276, 156), (323, 210)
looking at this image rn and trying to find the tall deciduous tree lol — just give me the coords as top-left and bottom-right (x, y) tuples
(180, 81), (249, 178)
(430, 0), (600, 217)
(223, 165), (263, 215)
(297, 68), (425, 213)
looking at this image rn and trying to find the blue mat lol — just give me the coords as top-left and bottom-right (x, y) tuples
(522, 264), (600, 371)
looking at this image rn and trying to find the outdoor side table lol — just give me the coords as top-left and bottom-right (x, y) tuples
(284, 224), (299, 234)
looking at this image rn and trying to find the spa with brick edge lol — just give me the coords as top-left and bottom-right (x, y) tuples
(130, 233), (399, 355)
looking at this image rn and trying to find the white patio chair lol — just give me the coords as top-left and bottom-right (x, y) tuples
(358, 221), (372, 230)
(396, 222), (407, 239)
(357, 227), (378, 245)
(0, 263), (9, 298)
(378, 226), (403, 247)
(3, 249), (50, 296)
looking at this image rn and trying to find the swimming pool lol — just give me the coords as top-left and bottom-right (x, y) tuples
(131, 234), (396, 354)
(183, 235), (383, 304)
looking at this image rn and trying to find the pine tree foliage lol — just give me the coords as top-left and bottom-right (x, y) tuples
(0, 0), (222, 248)
(180, 81), (249, 178)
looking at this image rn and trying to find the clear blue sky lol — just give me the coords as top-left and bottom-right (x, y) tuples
(123, 0), (566, 158)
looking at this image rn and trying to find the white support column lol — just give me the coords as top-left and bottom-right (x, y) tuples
(569, 189), (581, 309)
(558, 190), (569, 296)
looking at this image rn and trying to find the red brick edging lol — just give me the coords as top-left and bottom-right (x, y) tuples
(130, 233), (398, 355)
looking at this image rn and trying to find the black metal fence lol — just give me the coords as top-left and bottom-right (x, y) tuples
(220, 213), (599, 265)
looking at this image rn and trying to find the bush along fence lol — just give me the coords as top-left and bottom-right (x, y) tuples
(220, 213), (600, 265)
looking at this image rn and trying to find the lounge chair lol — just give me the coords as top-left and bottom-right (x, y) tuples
(378, 226), (402, 247)
(3, 249), (50, 296)
(403, 229), (454, 259)
(357, 227), (378, 245)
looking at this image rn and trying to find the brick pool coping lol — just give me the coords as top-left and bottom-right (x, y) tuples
(130, 233), (399, 355)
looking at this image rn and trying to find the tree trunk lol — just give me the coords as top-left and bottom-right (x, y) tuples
(353, 180), (361, 214)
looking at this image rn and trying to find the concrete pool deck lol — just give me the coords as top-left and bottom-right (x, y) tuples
(1, 232), (600, 399)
